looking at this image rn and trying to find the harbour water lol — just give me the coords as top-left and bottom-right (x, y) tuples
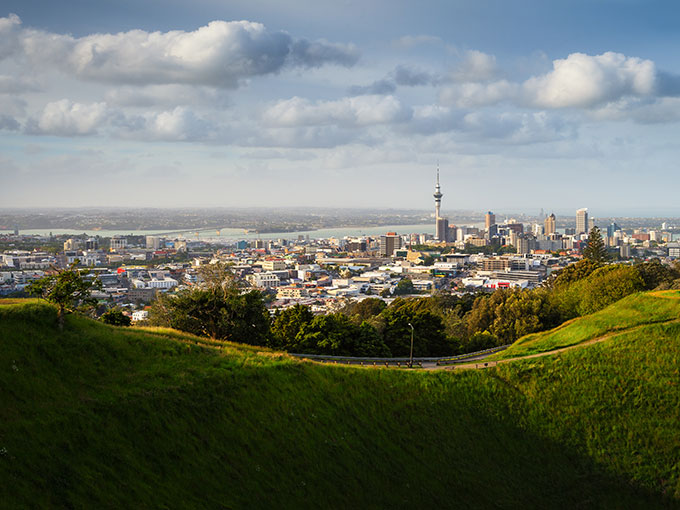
(0, 224), (440, 242)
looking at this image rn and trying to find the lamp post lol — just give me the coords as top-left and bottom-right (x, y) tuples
(407, 322), (414, 368)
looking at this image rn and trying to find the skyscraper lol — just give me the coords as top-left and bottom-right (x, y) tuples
(380, 232), (402, 257)
(544, 213), (556, 235)
(433, 167), (444, 241)
(576, 208), (588, 235)
(485, 211), (496, 230)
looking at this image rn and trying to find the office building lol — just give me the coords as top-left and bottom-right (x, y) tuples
(436, 217), (449, 242)
(544, 213), (556, 235)
(576, 208), (588, 235)
(485, 211), (496, 230)
(380, 232), (402, 257)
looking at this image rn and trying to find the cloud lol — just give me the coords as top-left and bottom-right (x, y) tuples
(392, 35), (442, 49)
(523, 52), (656, 108)
(348, 79), (396, 96)
(0, 74), (41, 94)
(439, 80), (518, 108)
(451, 50), (499, 83)
(461, 111), (575, 144)
(28, 99), (109, 136)
(144, 107), (212, 141)
(0, 114), (20, 131)
(348, 65), (441, 96)
(0, 13), (21, 60)
(105, 85), (230, 108)
(263, 95), (412, 128)
(0, 15), (359, 88)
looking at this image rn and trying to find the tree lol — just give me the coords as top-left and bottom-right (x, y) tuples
(394, 278), (415, 295)
(583, 226), (609, 263)
(27, 261), (101, 330)
(101, 308), (132, 326)
(341, 298), (386, 324)
(270, 304), (314, 349)
(149, 265), (270, 345)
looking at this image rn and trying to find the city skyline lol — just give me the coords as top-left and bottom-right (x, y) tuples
(2, 1), (680, 213)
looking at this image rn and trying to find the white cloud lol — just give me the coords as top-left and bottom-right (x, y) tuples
(451, 50), (499, 83)
(523, 52), (656, 108)
(30, 99), (109, 136)
(145, 107), (211, 141)
(439, 80), (518, 108)
(263, 95), (412, 127)
(0, 15), (359, 88)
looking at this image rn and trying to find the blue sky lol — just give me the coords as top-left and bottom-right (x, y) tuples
(2, 0), (680, 216)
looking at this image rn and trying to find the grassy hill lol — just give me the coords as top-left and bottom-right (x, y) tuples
(490, 290), (680, 360)
(1, 298), (679, 508)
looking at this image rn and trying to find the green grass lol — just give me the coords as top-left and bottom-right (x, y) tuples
(1, 299), (679, 508)
(491, 290), (680, 360)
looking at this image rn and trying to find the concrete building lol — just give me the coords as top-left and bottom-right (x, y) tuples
(576, 208), (588, 235)
(379, 232), (402, 257)
(110, 236), (128, 252)
(485, 211), (496, 231)
(544, 213), (556, 235)
(436, 217), (449, 242)
(247, 272), (280, 289)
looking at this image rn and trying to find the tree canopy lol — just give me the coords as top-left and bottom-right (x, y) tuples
(27, 261), (101, 329)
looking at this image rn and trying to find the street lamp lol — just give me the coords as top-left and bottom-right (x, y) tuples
(407, 322), (414, 368)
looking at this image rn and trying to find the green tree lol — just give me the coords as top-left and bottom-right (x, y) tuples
(575, 264), (644, 315)
(583, 227), (609, 263)
(101, 308), (132, 327)
(27, 261), (101, 330)
(149, 266), (269, 345)
(379, 300), (453, 356)
(394, 278), (415, 295)
(295, 313), (389, 356)
(341, 298), (386, 324)
(270, 304), (314, 349)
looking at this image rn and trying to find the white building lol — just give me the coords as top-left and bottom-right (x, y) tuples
(132, 310), (149, 322)
(247, 272), (280, 289)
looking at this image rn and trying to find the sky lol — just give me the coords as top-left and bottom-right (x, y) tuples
(2, 0), (680, 216)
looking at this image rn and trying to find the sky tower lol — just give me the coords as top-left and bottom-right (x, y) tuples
(434, 166), (443, 220)
(434, 166), (446, 241)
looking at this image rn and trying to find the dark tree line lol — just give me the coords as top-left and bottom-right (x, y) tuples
(145, 256), (680, 357)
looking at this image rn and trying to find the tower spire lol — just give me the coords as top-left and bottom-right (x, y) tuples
(433, 165), (444, 240)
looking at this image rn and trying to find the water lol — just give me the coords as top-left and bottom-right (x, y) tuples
(1, 224), (439, 242)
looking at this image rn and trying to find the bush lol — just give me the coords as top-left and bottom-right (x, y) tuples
(101, 308), (131, 327)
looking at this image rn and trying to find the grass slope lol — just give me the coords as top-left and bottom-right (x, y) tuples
(1, 300), (679, 508)
(491, 290), (680, 360)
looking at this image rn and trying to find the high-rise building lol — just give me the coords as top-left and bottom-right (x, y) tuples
(544, 213), (556, 235)
(606, 222), (620, 238)
(433, 167), (444, 241)
(437, 218), (449, 242)
(576, 208), (588, 235)
(485, 211), (496, 230)
(380, 232), (402, 257)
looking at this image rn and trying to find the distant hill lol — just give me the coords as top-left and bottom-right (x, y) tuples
(1, 298), (678, 508)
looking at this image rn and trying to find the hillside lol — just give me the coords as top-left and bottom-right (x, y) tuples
(490, 290), (680, 360)
(1, 299), (679, 508)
